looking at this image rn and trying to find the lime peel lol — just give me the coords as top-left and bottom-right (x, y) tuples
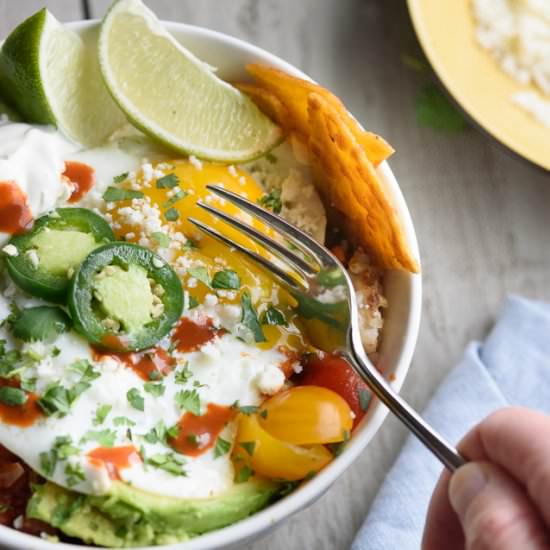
(98, 0), (282, 162)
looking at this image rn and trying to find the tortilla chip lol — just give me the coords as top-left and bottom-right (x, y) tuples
(234, 82), (288, 127)
(246, 64), (394, 166)
(307, 93), (419, 273)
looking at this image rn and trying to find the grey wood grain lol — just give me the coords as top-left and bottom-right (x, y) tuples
(4, 1), (550, 549)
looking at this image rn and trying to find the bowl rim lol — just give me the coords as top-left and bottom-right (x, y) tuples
(0, 18), (422, 550)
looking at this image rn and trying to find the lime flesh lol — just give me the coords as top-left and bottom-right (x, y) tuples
(98, 0), (282, 162)
(0, 9), (126, 146)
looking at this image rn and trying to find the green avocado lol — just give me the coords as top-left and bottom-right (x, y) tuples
(27, 479), (280, 548)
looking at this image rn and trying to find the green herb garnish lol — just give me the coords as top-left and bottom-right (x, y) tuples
(187, 266), (209, 286)
(127, 388), (145, 411)
(0, 386), (27, 406)
(146, 452), (187, 476)
(257, 188), (282, 213)
(165, 208), (179, 221)
(102, 187), (144, 202)
(260, 305), (287, 326)
(175, 389), (201, 415)
(174, 363), (193, 385)
(236, 465), (254, 483)
(239, 441), (256, 457)
(9, 306), (71, 342)
(144, 382), (165, 397)
(163, 190), (187, 209)
(93, 404), (112, 426)
(151, 232), (170, 248)
(240, 291), (266, 343)
(156, 174), (179, 189)
(81, 429), (117, 448)
(213, 437), (231, 459)
(113, 172), (129, 184)
(211, 269), (240, 290)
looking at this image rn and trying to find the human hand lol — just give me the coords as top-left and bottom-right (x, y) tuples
(422, 407), (550, 550)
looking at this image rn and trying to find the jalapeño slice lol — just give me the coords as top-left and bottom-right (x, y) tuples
(5, 208), (115, 303)
(68, 242), (183, 352)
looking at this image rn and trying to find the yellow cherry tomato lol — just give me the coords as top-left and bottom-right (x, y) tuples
(234, 413), (332, 481)
(258, 386), (353, 445)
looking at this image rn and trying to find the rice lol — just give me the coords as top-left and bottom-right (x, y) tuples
(473, 0), (550, 127)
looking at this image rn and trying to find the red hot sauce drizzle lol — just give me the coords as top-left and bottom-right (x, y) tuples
(63, 161), (96, 203)
(172, 317), (223, 353)
(93, 346), (175, 381)
(88, 446), (142, 480)
(170, 403), (234, 457)
(0, 181), (33, 234)
(0, 379), (42, 428)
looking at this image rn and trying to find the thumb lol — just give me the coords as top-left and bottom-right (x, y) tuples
(449, 462), (550, 550)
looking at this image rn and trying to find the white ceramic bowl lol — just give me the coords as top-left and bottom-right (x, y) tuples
(0, 19), (422, 550)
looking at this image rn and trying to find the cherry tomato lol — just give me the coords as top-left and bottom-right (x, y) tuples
(234, 413), (332, 481)
(297, 354), (371, 428)
(258, 386), (353, 445)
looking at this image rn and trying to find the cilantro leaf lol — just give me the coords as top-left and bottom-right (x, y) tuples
(236, 465), (254, 483)
(415, 84), (468, 133)
(187, 295), (199, 310)
(231, 401), (258, 416)
(113, 172), (129, 184)
(163, 190), (187, 209)
(9, 306), (71, 342)
(38, 384), (72, 416)
(144, 382), (165, 397)
(113, 416), (136, 427)
(211, 269), (240, 290)
(64, 462), (85, 487)
(102, 187), (144, 202)
(260, 305), (287, 326)
(257, 188), (282, 213)
(146, 452), (187, 476)
(240, 291), (266, 343)
(187, 267), (209, 286)
(174, 363), (192, 385)
(127, 388), (145, 411)
(175, 389), (201, 415)
(0, 386), (27, 406)
(165, 208), (179, 221)
(358, 388), (371, 412)
(239, 441), (256, 457)
(93, 404), (112, 426)
(156, 173), (179, 189)
(213, 437), (231, 459)
(81, 429), (117, 448)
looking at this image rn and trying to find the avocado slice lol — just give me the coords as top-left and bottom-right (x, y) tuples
(27, 479), (280, 547)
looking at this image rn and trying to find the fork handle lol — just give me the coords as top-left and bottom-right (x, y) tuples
(345, 348), (466, 472)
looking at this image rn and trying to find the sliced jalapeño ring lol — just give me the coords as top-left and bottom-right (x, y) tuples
(5, 208), (115, 303)
(68, 242), (183, 352)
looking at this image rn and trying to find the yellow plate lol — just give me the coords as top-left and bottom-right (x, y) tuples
(408, 0), (550, 172)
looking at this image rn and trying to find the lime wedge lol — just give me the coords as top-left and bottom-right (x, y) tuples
(98, 0), (282, 162)
(0, 9), (126, 146)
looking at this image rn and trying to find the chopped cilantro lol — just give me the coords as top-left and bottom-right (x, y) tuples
(327, 430), (350, 457)
(39, 451), (56, 477)
(151, 232), (170, 248)
(187, 295), (199, 310)
(257, 188), (282, 214)
(260, 305), (287, 326)
(113, 172), (129, 184)
(239, 441), (256, 457)
(187, 266), (209, 286)
(166, 424), (180, 439)
(102, 187), (144, 202)
(211, 269), (240, 290)
(174, 363), (192, 385)
(240, 291), (266, 343)
(113, 416), (136, 427)
(183, 239), (198, 251)
(20, 377), (37, 393)
(81, 429), (116, 448)
(38, 384), (71, 416)
(144, 382), (165, 397)
(213, 437), (231, 459)
(163, 190), (187, 208)
(143, 420), (173, 445)
(64, 462), (85, 487)
(175, 389), (201, 415)
(186, 433), (199, 447)
(127, 388), (145, 411)
(415, 84), (468, 133)
(231, 401), (259, 416)
(165, 208), (179, 221)
(236, 465), (254, 483)
(0, 386), (27, 406)
(146, 452), (187, 476)
(93, 404), (112, 426)
(156, 173), (179, 189)
(9, 306), (71, 342)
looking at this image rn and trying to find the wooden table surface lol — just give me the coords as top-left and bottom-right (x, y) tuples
(2, 1), (550, 549)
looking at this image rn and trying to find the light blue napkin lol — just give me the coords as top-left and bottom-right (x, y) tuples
(352, 296), (550, 550)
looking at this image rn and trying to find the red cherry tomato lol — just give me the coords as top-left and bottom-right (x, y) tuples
(296, 354), (371, 428)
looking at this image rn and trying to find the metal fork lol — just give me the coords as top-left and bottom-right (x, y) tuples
(189, 184), (466, 471)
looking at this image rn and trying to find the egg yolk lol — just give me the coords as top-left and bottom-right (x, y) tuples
(109, 160), (308, 354)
